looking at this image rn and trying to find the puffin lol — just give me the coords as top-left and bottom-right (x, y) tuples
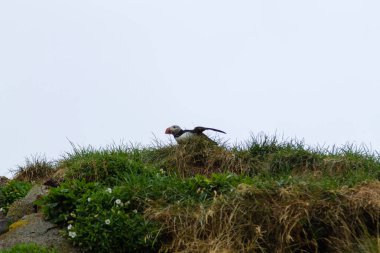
(165, 125), (226, 143)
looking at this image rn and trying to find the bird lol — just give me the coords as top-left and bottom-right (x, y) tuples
(165, 125), (226, 143)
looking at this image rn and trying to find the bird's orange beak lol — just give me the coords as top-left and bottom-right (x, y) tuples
(165, 128), (171, 134)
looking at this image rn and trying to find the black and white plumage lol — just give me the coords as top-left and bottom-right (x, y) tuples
(165, 125), (226, 143)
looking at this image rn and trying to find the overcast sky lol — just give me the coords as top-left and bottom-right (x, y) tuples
(1, 1), (379, 177)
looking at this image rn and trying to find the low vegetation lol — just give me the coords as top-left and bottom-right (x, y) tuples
(0, 243), (58, 253)
(0, 180), (32, 214)
(7, 134), (380, 252)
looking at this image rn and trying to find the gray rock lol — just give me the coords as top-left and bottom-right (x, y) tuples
(0, 213), (79, 252)
(6, 185), (49, 223)
(0, 218), (10, 235)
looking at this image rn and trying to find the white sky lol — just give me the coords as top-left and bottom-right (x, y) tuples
(1, 1), (379, 177)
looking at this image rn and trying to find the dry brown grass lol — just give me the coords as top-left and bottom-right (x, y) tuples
(146, 181), (380, 253)
(11, 155), (56, 182)
(148, 138), (252, 177)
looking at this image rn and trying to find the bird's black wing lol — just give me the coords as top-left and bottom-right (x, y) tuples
(193, 126), (226, 134)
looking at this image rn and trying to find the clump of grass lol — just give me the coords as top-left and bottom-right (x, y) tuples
(243, 133), (380, 183)
(60, 143), (148, 185)
(11, 155), (56, 182)
(146, 137), (251, 177)
(147, 181), (380, 253)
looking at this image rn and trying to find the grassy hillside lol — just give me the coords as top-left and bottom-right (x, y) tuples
(7, 134), (380, 252)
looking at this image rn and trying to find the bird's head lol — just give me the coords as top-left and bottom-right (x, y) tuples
(165, 125), (182, 135)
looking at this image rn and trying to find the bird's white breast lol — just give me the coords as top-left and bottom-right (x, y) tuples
(175, 132), (195, 142)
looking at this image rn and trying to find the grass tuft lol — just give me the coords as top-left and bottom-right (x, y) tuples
(11, 155), (56, 182)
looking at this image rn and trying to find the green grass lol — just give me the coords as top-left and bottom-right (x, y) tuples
(0, 243), (58, 253)
(35, 134), (380, 253)
(0, 180), (32, 214)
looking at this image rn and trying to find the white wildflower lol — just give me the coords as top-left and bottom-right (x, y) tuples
(87, 198), (91, 202)
(0, 208), (4, 212)
(133, 209), (138, 214)
(105, 219), (111, 225)
(159, 168), (165, 174)
(68, 231), (77, 238)
(115, 199), (122, 205)
(67, 224), (73, 230)
(106, 188), (112, 193)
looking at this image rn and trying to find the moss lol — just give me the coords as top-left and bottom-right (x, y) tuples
(6, 199), (34, 222)
(9, 219), (29, 231)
